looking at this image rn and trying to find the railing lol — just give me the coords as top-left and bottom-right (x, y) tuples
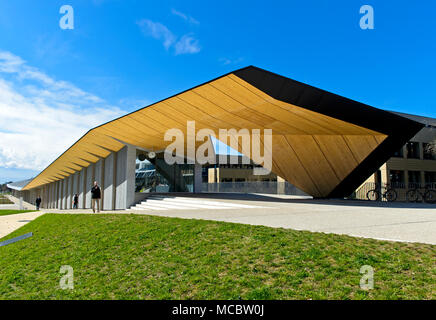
(201, 181), (310, 196)
(355, 182), (436, 201)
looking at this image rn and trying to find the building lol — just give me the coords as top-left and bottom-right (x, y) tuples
(9, 66), (424, 209)
(356, 113), (436, 200)
(7, 179), (33, 200)
(205, 155), (275, 184)
(203, 154), (307, 195)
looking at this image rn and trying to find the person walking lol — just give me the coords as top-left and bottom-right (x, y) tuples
(91, 181), (101, 213)
(35, 196), (41, 210)
(73, 193), (79, 209)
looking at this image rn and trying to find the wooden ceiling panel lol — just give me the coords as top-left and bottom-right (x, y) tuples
(343, 135), (381, 163)
(227, 74), (378, 136)
(271, 135), (322, 197)
(180, 90), (266, 130)
(284, 135), (340, 196)
(313, 135), (360, 181)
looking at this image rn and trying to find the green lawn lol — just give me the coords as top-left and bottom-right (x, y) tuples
(0, 214), (434, 300)
(0, 210), (36, 216)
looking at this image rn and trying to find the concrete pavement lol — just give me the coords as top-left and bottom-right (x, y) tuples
(0, 204), (45, 239)
(42, 194), (436, 245)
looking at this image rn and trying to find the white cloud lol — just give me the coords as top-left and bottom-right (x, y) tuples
(219, 57), (244, 66)
(175, 34), (201, 55)
(137, 19), (176, 50)
(137, 19), (201, 55)
(0, 51), (24, 73)
(0, 50), (125, 171)
(171, 9), (199, 25)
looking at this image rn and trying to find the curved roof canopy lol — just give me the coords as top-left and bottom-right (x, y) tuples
(22, 66), (424, 197)
(7, 178), (33, 191)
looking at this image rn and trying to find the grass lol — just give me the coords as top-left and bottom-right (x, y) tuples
(0, 210), (36, 216)
(0, 213), (434, 300)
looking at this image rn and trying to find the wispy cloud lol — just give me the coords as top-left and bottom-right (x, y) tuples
(171, 8), (199, 25)
(0, 50), (125, 171)
(137, 18), (201, 55)
(0, 51), (24, 73)
(219, 57), (244, 66)
(137, 19), (176, 50)
(175, 34), (201, 55)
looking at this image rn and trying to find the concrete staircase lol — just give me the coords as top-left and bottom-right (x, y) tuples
(130, 194), (264, 211)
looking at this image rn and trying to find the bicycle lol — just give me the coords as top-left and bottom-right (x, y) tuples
(406, 185), (436, 204)
(367, 184), (397, 202)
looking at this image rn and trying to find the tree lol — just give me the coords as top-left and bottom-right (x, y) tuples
(0, 182), (12, 193)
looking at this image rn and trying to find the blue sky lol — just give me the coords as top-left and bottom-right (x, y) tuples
(0, 0), (435, 183)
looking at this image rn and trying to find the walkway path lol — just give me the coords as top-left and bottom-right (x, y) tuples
(124, 197), (436, 245)
(0, 206), (45, 239)
(0, 196), (42, 239)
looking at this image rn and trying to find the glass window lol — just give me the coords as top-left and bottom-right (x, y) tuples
(408, 171), (421, 188)
(406, 142), (420, 159)
(389, 170), (404, 184)
(392, 146), (404, 158)
(423, 143), (436, 160)
(424, 172), (436, 184)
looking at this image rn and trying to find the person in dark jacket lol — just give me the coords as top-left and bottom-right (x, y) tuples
(35, 196), (41, 210)
(73, 194), (79, 209)
(91, 181), (101, 213)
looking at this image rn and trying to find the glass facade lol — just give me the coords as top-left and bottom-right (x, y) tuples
(424, 171), (436, 184)
(135, 154), (194, 193)
(408, 170), (421, 187)
(389, 170), (404, 184)
(392, 146), (404, 158)
(406, 142), (420, 159)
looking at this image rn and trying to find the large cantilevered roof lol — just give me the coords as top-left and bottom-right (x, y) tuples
(22, 66), (424, 197)
(7, 178), (33, 191)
